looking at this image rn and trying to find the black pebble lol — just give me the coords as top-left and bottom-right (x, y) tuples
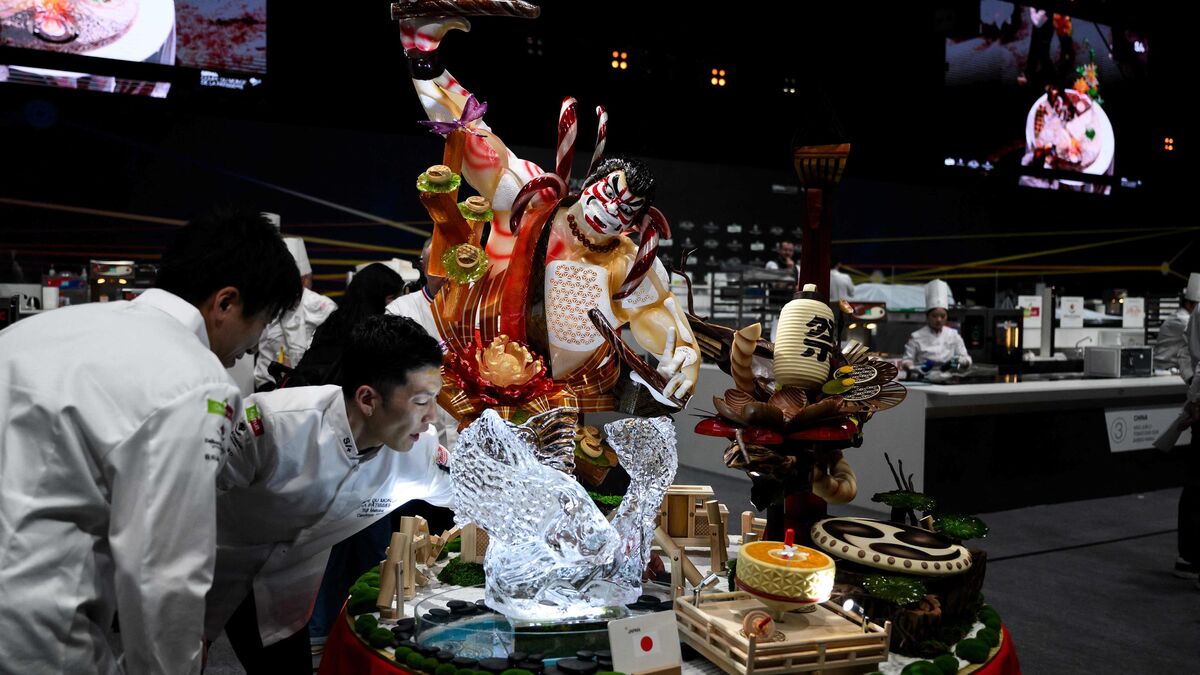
(446, 599), (470, 609)
(594, 650), (611, 660)
(518, 661), (545, 673)
(429, 608), (451, 618)
(437, 650), (457, 662)
(557, 658), (599, 675)
(450, 605), (474, 616)
(396, 640), (418, 651)
(417, 645), (441, 657)
(596, 659), (612, 670)
(395, 617), (415, 631)
(508, 651), (529, 664)
(542, 669), (562, 675)
(528, 653), (545, 662)
(452, 657), (479, 668)
(658, 599), (676, 612)
(637, 594), (660, 604)
(625, 602), (642, 610)
(421, 613), (437, 623)
(478, 657), (511, 673)
(390, 629), (412, 642)
(475, 599), (490, 608)
(575, 650), (595, 660)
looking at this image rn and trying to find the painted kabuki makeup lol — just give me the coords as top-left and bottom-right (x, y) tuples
(581, 170), (645, 236)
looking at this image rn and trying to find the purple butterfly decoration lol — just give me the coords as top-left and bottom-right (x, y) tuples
(418, 95), (489, 138)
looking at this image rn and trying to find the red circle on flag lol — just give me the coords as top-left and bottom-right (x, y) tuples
(640, 635), (654, 652)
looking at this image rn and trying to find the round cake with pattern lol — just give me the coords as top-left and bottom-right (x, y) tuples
(735, 539), (835, 608)
(810, 517), (972, 577)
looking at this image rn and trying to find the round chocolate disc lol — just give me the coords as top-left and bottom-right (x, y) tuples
(810, 516), (971, 576)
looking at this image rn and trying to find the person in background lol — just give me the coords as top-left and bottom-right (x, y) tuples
(386, 239), (445, 339)
(1171, 272), (1200, 583)
(765, 239), (801, 287)
(255, 237), (338, 390)
(902, 279), (972, 372)
(205, 315), (449, 673)
(829, 259), (856, 303)
(0, 210), (301, 674)
(1155, 274), (1198, 375)
(288, 262), (407, 387)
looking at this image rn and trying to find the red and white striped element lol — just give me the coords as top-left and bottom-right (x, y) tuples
(587, 105), (608, 176)
(398, 18), (469, 52)
(555, 96), (578, 181)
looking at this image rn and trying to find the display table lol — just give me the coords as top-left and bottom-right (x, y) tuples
(853, 375), (1190, 513)
(318, 545), (1021, 675)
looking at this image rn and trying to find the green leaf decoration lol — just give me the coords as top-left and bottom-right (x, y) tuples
(933, 513), (989, 541)
(871, 490), (937, 512)
(861, 574), (927, 607)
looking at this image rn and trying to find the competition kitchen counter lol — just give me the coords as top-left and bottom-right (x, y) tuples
(659, 365), (1192, 515)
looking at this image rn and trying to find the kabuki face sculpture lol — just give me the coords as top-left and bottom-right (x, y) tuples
(580, 170), (645, 238)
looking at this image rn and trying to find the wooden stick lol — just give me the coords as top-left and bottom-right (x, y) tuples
(654, 525), (702, 587)
(376, 531), (407, 618)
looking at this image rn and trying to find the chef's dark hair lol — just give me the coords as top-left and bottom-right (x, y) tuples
(341, 314), (443, 398)
(157, 209), (302, 321)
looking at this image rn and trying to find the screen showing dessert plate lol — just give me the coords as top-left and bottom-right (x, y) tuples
(0, 0), (266, 97)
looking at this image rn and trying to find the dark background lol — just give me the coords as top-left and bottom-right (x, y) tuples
(1, 1), (1192, 299)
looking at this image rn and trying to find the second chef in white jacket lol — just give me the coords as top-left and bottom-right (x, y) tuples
(205, 315), (449, 672)
(902, 279), (972, 371)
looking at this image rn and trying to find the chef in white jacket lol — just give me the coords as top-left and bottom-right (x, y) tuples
(255, 236), (337, 390)
(1155, 273), (1200, 375)
(0, 211), (302, 675)
(902, 279), (972, 371)
(205, 314), (448, 672)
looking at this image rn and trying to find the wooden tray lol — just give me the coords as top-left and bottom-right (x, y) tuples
(675, 591), (890, 675)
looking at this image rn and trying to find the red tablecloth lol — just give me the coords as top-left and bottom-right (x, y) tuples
(318, 606), (411, 675)
(318, 605), (1021, 675)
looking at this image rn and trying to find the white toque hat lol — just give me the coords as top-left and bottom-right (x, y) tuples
(925, 279), (951, 311)
(1185, 272), (1200, 303)
(283, 237), (311, 276)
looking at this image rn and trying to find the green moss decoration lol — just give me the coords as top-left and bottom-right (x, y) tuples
(368, 627), (395, 648)
(936, 623), (970, 646)
(976, 627), (1000, 648)
(437, 664), (459, 675)
(457, 670), (477, 675)
(954, 638), (989, 664)
(861, 574), (927, 607)
(406, 652), (426, 670)
(445, 537), (461, 553)
(423, 656), (442, 672)
(417, 172), (462, 193)
(871, 490), (937, 512)
(933, 514), (989, 541)
(348, 594), (377, 615)
(587, 491), (623, 514)
(395, 647), (414, 660)
(978, 606), (1001, 631)
(354, 614), (378, 636)
(727, 559), (738, 592)
(437, 557), (486, 586)
(933, 654), (960, 675)
(500, 670), (536, 675)
(441, 245), (489, 284)
(458, 201), (495, 224)
(900, 661), (943, 675)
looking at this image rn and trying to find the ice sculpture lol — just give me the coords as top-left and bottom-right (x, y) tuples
(451, 409), (677, 622)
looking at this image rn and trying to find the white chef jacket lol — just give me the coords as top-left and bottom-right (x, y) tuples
(1155, 307), (1193, 376)
(204, 385), (453, 646)
(1187, 307), (1200, 402)
(0, 289), (238, 675)
(902, 325), (973, 368)
(254, 288), (336, 388)
(385, 287), (439, 340)
(829, 268), (856, 303)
